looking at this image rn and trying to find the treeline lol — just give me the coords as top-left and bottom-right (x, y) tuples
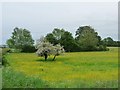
(102, 37), (120, 47)
(45, 26), (119, 52)
(6, 26), (120, 52)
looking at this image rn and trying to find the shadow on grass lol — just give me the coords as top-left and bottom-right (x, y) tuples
(36, 58), (55, 62)
(35, 56), (69, 62)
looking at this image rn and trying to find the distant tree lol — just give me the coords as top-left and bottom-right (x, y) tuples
(117, 41), (120, 47)
(46, 28), (80, 52)
(36, 37), (64, 61)
(75, 26), (99, 51)
(52, 28), (65, 41)
(46, 33), (57, 45)
(46, 26), (109, 51)
(60, 31), (80, 52)
(97, 36), (103, 45)
(112, 41), (118, 47)
(21, 45), (36, 53)
(6, 39), (15, 48)
(102, 37), (114, 46)
(6, 27), (34, 52)
(46, 28), (65, 44)
(102, 37), (120, 47)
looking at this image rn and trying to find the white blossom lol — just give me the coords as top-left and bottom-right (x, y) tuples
(35, 37), (64, 60)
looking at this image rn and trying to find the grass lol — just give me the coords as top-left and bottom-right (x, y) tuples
(0, 68), (2, 89)
(2, 67), (49, 88)
(0, 48), (2, 65)
(3, 47), (118, 88)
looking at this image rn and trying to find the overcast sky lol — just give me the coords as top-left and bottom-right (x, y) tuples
(1, 2), (118, 44)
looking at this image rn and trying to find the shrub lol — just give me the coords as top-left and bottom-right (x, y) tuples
(1, 48), (10, 66)
(21, 45), (37, 53)
(97, 45), (109, 51)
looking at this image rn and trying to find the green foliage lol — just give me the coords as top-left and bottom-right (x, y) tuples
(0, 49), (1, 65)
(46, 33), (57, 45)
(46, 28), (80, 52)
(46, 26), (109, 52)
(2, 56), (9, 67)
(46, 28), (65, 45)
(0, 68), (1, 90)
(117, 41), (120, 47)
(2, 48), (10, 55)
(2, 67), (49, 88)
(75, 26), (109, 51)
(102, 37), (119, 47)
(1, 48), (10, 66)
(6, 39), (14, 48)
(21, 45), (36, 53)
(52, 28), (65, 41)
(75, 26), (99, 51)
(96, 45), (109, 51)
(60, 31), (80, 52)
(7, 27), (34, 52)
(6, 26), (119, 53)
(103, 37), (114, 46)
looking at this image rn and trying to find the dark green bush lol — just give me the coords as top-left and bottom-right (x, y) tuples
(2, 48), (11, 55)
(21, 45), (37, 53)
(1, 48), (10, 66)
(97, 45), (109, 51)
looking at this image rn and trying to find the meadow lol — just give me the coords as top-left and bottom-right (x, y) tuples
(0, 48), (2, 65)
(0, 68), (1, 89)
(2, 47), (118, 88)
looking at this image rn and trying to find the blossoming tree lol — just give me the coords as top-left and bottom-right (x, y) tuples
(35, 37), (64, 61)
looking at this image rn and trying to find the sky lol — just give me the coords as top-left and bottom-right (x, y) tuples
(0, 3), (2, 45)
(1, 2), (118, 44)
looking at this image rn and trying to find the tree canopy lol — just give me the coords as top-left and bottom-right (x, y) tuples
(46, 28), (65, 45)
(35, 37), (64, 61)
(75, 26), (99, 51)
(7, 26), (119, 53)
(45, 28), (80, 52)
(7, 27), (35, 52)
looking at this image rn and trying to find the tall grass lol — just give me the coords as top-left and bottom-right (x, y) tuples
(0, 48), (2, 65)
(0, 68), (2, 89)
(2, 67), (49, 88)
(3, 47), (118, 88)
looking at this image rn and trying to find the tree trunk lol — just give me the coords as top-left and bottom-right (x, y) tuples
(53, 55), (57, 61)
(44, 53), (48, 61)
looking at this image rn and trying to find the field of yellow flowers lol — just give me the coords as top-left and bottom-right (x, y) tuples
(3, 47), (118, 88)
